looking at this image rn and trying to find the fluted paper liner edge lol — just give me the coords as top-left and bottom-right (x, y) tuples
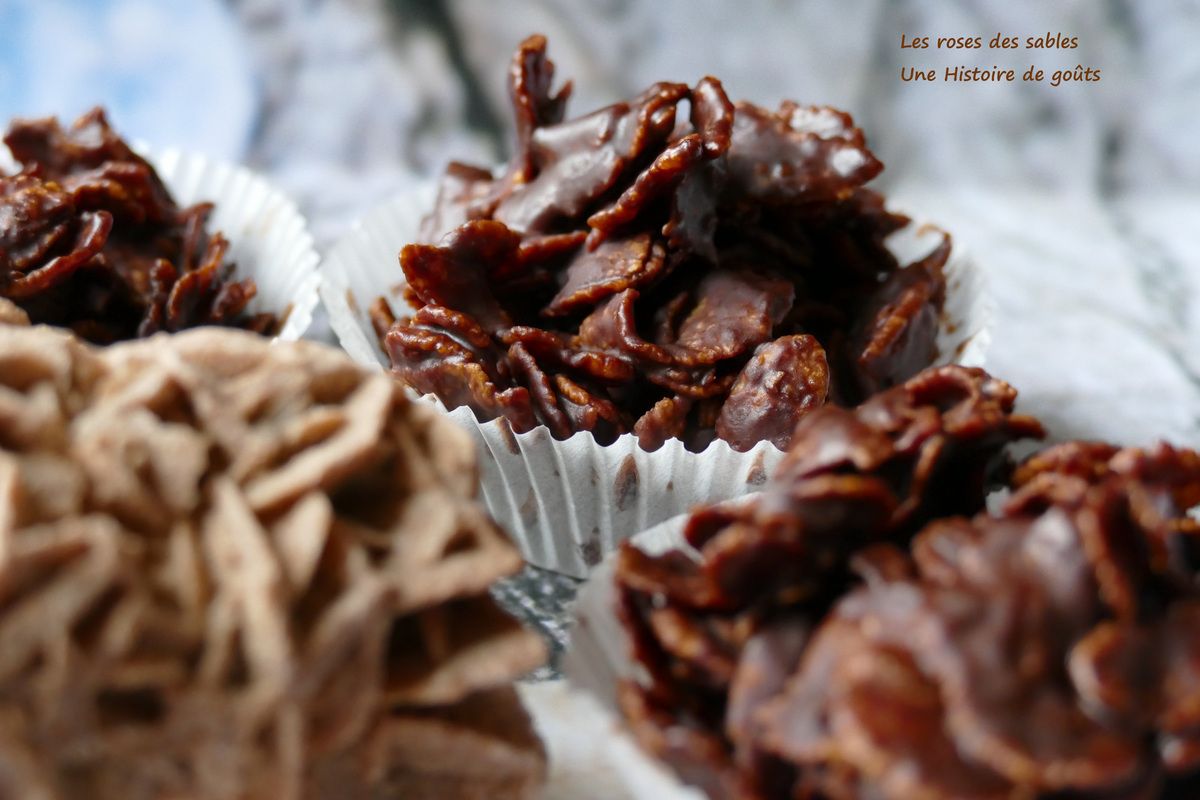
(563, 510), (705, 799)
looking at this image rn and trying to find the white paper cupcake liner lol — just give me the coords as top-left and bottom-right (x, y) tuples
(561, 510), (708, 799)
(319, 182), (992, 577)
(142, 146), (321, 341)
(564, 508), (705, 705)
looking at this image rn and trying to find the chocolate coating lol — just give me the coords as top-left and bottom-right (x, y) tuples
(378, 36), (951, 452)
(615, 371), (1200, 799)
(1, 108), (275, 342)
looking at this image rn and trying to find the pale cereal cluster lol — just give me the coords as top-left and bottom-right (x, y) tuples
(0, 325), (546, 800)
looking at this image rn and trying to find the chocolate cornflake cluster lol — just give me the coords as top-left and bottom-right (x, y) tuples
(0, 326), (546, 799)
(614, 367), (1200, 799)
(614, 364), (1037, 797)
(0, 108), (276, 343)
(374, 35), (950, 453)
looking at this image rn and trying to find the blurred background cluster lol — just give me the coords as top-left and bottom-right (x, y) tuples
(2, 0), (1197, 245)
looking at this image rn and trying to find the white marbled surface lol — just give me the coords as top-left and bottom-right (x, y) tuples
(892, 184), (1200, 449)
